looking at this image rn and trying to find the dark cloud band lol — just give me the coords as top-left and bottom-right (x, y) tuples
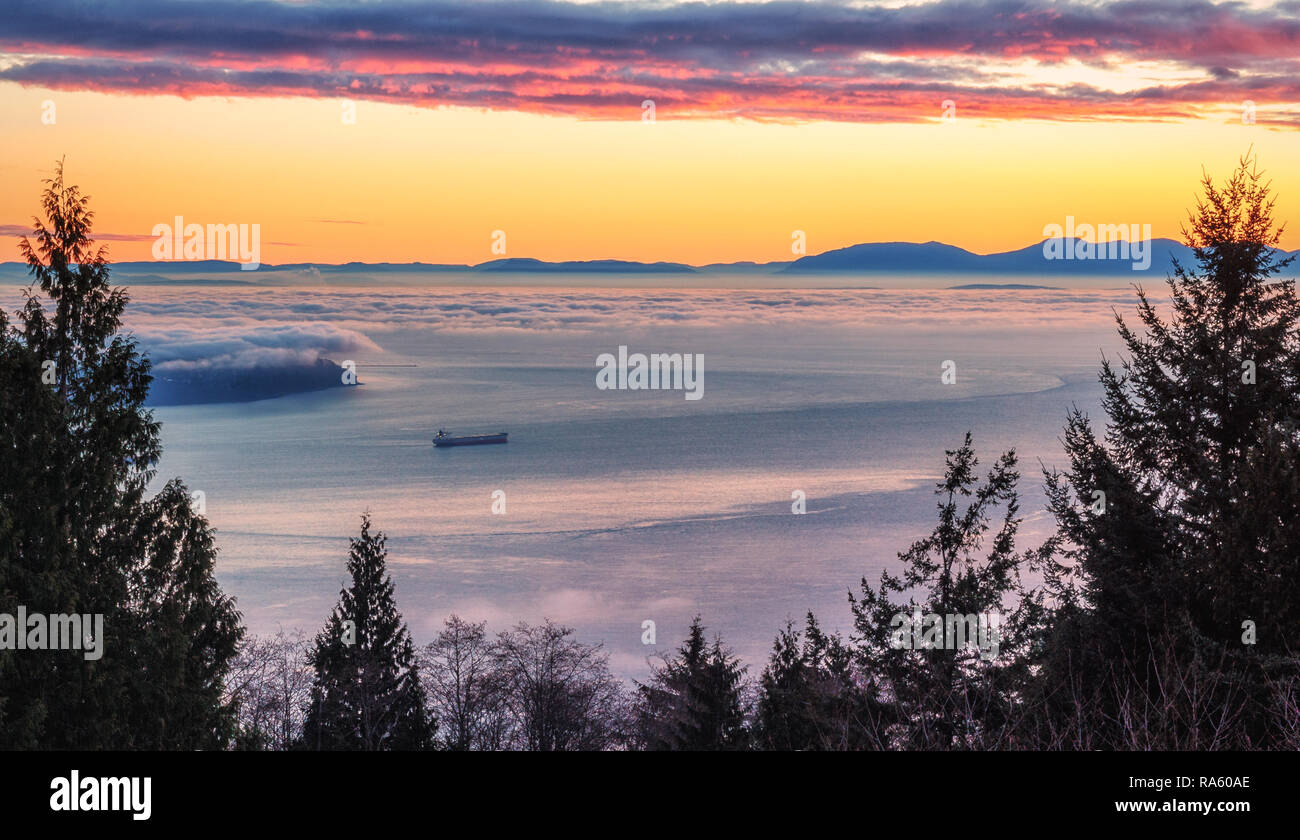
(2, 0), (1298, 123)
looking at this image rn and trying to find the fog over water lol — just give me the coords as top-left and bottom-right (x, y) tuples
(12, 276), (1135, 677)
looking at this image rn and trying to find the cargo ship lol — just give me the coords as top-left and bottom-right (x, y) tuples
(433, 429), (508, 447)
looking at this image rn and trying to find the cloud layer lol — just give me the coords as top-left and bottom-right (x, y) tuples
(3, 0), (1299, 124)
(114, 284), (1137, 343)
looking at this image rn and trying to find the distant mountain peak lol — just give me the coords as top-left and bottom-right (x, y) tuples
(3, 238), (1297, 280)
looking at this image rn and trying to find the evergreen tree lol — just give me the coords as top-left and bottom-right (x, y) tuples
(755, 612), (869, 750)
(0, 160), (243, 748)
(850, 434), (1042, 749)
(1036, 153), (1300, 744)
(302, 514), (435, 750)
(635, 617), (749, 750)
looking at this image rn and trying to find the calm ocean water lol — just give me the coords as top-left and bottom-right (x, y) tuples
(26, 277), (1136, 677)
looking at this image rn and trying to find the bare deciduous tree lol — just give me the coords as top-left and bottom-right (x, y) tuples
(419, 615), (509, 750)
(491, 620), (630, 751)
(225, 628), (313, 750)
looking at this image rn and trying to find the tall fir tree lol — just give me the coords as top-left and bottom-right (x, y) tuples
(302, 514), (435, 750)
(1035, 153), (1300, 745)
(635, 617), (749, 750)
(0, 160), (243, 748)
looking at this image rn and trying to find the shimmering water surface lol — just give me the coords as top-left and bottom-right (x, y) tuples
(70, 278), (1133, 676)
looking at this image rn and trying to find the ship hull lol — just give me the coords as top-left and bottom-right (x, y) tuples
(433, 433), (508, 447)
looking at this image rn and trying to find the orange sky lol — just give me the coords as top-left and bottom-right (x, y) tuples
(3, 85), (1299, 265)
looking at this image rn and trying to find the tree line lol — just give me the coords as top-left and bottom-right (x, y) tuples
(3, 155), (1299, 749)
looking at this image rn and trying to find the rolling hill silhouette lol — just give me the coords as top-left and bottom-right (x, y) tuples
(4, 238), (1296, 279)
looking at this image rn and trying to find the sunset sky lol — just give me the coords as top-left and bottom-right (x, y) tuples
(3, 0), (1300, 265)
